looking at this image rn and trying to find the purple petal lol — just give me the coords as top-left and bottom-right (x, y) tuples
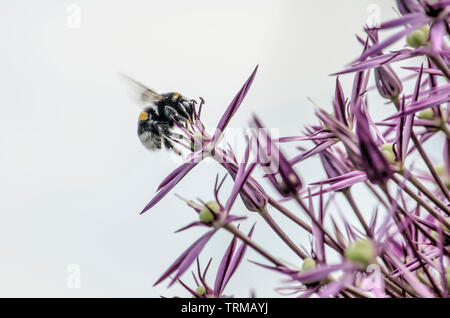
(214, 235), (237, 296)
(333, 51), (412, 75)
(430, 20), (446, 53)
(154, 229), (216, 286)
(290, 139), (338, 165)
(318, 272), (353, 298)
(220, 224), (256, 294)
(170, 230), (217, 286)
(213, 66), (258, 141)
(174, 222), (206, 233)
(400, 64), (423, 160)
(355, 106), (393, 184)
(387, 252), (434, 298)
(141, 162), (198, 214)
(356, 21), (428, 62)
(386, 90), (450, 120)
(376, 12), (426, 30)
(294, 263), (354, 285)
(253, 115), (303, 197)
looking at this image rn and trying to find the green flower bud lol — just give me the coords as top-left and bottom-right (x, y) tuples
(345, 239), (377, 269)
(381, 143), (396, 164)
(434, 164), (450, 189)
(417, 108), (434, 120)
(431, 230), (441, 242)
(199, 201), (220, 223)
(416, 268), (430, 286)
(195, 285), (206, 296)
(406, 26), (430, 48)
(301, 258), (316, 272)
(432, 217), (450, 236)
(435, 163), (445, 176)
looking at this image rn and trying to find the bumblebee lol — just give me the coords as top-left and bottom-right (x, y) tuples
(122, 75), (194, 154)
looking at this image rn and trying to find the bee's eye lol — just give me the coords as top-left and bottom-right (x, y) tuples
(171, 93), (180, 101)
(138, 111), (149, 122)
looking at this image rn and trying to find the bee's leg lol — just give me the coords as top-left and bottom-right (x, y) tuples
(177, 101), (192, 121)
(162, 137), (182, 156)
(147, 121), (163, 150)
(170, 132), (184, 139)
(183, 100), (194, 118)
(163, 106), (179, 122)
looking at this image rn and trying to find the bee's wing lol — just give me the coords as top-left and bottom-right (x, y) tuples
(119, 73), (164, 108)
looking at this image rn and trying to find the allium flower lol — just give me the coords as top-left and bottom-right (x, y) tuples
(139, 0), (450, 299)
(355, 106), (393, 184)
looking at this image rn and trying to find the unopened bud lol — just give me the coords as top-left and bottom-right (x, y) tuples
(381, 143), (396, 164)
(435, 163), (445, 176)
(195, 285), (206, 296)
(417, 108), (434, 120)
(374, 65), (403, 100)
(345, 239), (377, 269)
(416, 268), (430, 286)
(301, 258), (317, 272)
(199, 201), (220, 223)
(406, 26), (430, 48)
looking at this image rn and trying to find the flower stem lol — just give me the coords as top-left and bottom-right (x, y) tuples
(268, 196), (343, 253)
(429, 55), (450, 81)
(223, 223), (284, 267)
(410, 133), (450, 201)
(391, 174), (450, 233)
(401, 169), (450, 217)
(343, 189), (372, 237)
(259, 207), (308, 259)
(293, 194), (345, 253)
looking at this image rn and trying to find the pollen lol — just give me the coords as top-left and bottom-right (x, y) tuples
(138, 111), (149, 122)
(172, 93), (180, 101)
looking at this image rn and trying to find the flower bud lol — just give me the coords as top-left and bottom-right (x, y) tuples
(381, 143), (396, 164)
(345, 239), (377, 269)
(406, 26), (430, 48)
(301, 258), (317, 272)
(199, 201), (220, 223)
(302, 257), (317, 272)
(355, 107), (393, 184)
(434, 163), (450, 189)
(225, 164), (268, 212)
(195, 285), (206, 296)
(417, 108), (434, 120)
(435, 163), (445, 176)
(374, 65), (403, 100)
(416, 268), (430, 286)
